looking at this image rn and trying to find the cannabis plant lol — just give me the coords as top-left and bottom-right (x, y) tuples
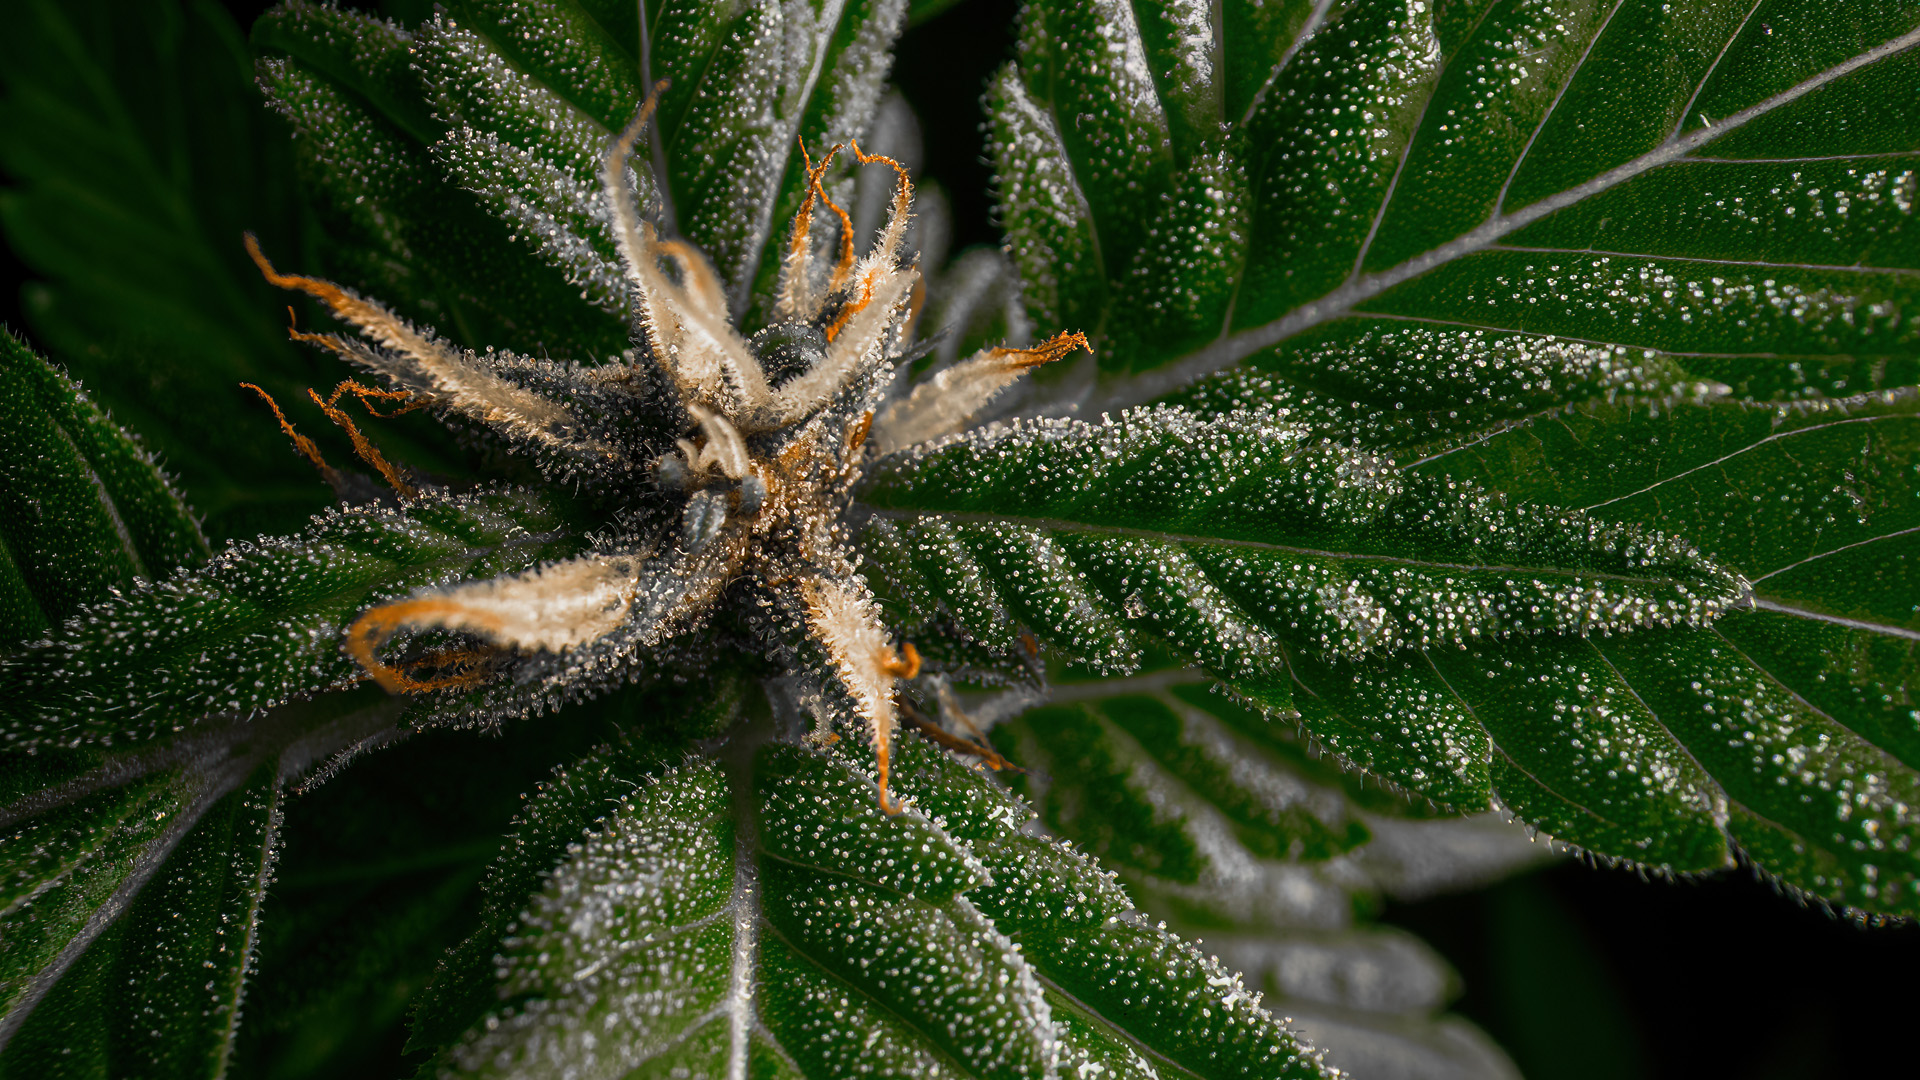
(1, 0), (1916, 1076)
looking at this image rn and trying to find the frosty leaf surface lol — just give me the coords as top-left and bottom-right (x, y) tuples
(0, 766), (279, 1079)
(974, 671), (1546, 1079)
(1413, 391), (1920, 914)
(0, 332), (206, 644)
(254, 6), (633, 363)
(0, 686), (408, 1059)
(1, 488), (574, 751)
(8, 0), (1917, 1072)
(979, 0), (1920, 915)
(255, 0), (907, 339)
(415, 726), (1334, 1079)
(854, 392), (1920, 907)
(987, 0), (1920, 403)
(859, 404), (1743, 713)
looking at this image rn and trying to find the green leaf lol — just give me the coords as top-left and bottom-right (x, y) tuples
(403, 678), (742, 1058)
(255, 0), (908, 339)
(989, 0), (1920, 403)
(0, 687), (409, 1060)
(18, 0), (1918, 1071)
(0, 330), (206, 643)
(855, 394), (1920, 906)
(1414, 391), (1920, 915)
(984, 672), (1543, 1079)
(859, 404), (1742, 804)
(254, 18), (632, 363)
(852, 393), (1920, 905)
(227, 680), (715, 1079)
(412, 715), (1335, 1079)
(0, 764), (278, 1079)
(980, 0), (1920, 915)
(1, 487), (574, 752)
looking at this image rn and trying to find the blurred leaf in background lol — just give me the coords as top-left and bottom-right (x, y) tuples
(0, 0), (454, 540)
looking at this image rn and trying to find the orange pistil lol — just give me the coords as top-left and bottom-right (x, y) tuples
(346, 596), (506, 692)
(788, 140), (821, 267)
(822, 141), (914, 343)
(851, 139), (913, 212)
(325, 377), (422, 418)
(813, 170), (857, 293)
(283, 305), (349, 357)
(823, 268), (878, 343)
(389, 645), (499, 692)
(241, 382), (338, 486)
(792, 139), (858, 293)
(846, 410), (874, 457)
(307, 386), (419, 499)
(990, 329), (1091, 369)
(882, 640), (921, 681)
(246, 233), (390, 335)
(898, 699), (1020, 772)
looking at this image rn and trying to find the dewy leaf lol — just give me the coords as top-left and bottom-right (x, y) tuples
(981, 0), (1920, 915)
(1, 488), (573, 752)
(1416, 390), (1920, 914)
(0, 331), (206, 644)
(419, 720), (1335, 1079)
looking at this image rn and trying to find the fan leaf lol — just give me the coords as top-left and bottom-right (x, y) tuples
(0, 765), (278, 1078)
(979, 0), (1920, 915)
(967, 675), (1544, 1079)
(859, 404), (1742, 719)
(1412, 390), (1920, 913)
(415, 720), (1335, 1079)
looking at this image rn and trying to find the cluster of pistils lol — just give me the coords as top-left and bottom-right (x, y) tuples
(242, 237), (620, 471)
(242, 79), (1086, 811)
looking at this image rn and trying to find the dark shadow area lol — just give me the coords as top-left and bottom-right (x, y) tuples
(892, 0), (1023, 254)
(1386, 859), (1920, 1079)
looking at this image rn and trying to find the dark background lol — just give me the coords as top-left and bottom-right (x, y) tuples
(1, 1), (1913, 1077)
